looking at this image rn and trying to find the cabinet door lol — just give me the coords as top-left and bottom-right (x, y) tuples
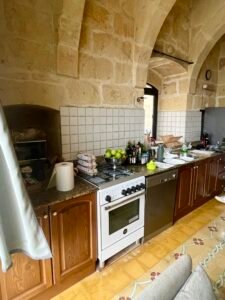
(0, 207), (52, 300)
(50, 193), (97, 284)
(217, 171), (225, 194)
(174, 165), (193, 222)
(206, 157), (219, 198)
(218, 154), (225, 173)
(192, 160), (208, 207)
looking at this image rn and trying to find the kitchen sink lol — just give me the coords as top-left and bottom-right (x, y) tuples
(163, 158), (186, 165)
(155, 161), (173, 169)
(190, 149), (215, 156)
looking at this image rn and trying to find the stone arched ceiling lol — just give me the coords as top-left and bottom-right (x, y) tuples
(148, 57), (187, 78)
(188, 0), (225, 94)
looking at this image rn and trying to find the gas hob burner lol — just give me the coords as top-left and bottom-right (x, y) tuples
(101, 166), (134, 178)
(78, 165), (136, 188)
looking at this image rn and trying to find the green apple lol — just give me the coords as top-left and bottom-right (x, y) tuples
(115, 152), (121, 159)
(111, 149), (116, 156)
(105, 151), (111, 158)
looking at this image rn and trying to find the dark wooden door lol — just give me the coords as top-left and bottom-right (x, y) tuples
(217, 171), (225, 194)
(206, 156), (219, 198)
(50, 193), (97, 284)
(0, 207), (52, 300)
(218, 153), (225, 174)
(192, 160), (208, 207)
(174, 164), (193, 222)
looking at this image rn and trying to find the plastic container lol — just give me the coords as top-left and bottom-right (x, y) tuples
(157, 144), (164, 162)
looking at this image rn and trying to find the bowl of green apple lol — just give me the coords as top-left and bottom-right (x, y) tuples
(104, 148), (127, 169)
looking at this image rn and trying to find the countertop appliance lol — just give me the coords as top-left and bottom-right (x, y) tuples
(79, 165), (146, 268)
(144, 169), (178, 241)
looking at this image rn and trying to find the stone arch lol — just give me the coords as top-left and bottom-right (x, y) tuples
(189, 25), (225, 94)
(188, 3), (225, 94)
(56, 0), (85, 78)
(133, 0), (176, 88)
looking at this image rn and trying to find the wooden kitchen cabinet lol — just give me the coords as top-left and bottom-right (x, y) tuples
(206, 156), (220, 197)
(217, 171), (225, 194)
(174, 164), (193, 221)
(218, 153), (225, 173)
(0, 192), (97, 300)
(0, 207), (52, 300)
(174, 154), (225, 222)
(174, 159), (208, 220)
(50, 192), (97, 285)
(174, 159), (209, 222)
(217, 153), (225, 193)
(192, 160), (208, 208)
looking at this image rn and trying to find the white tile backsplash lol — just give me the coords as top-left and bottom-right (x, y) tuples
(60, 106), (145, 158)
(157, 110), (202, 143)
(69, 107), (77, 116)
(157, 111), (186, 142)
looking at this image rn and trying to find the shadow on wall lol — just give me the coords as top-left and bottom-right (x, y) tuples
(204, 108), (225, 144)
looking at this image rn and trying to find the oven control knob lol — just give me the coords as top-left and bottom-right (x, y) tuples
(136, 184), (141, 191)
(105, 195), (112, 202)
(131, 186), (136, 192)
(127, 188), (131, 195)
(121, 189), (127, 196)
(140, 183), (146, 189)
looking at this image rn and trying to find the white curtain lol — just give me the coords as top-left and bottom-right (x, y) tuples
(0, 103), (52, 272)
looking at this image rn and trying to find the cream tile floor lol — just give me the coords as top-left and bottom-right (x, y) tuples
(52, 199), (225, 300)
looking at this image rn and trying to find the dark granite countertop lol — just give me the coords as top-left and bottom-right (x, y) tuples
(31, 152), (224, 209)
(31, 176), (97, 209)
(125, 151), (224, 177)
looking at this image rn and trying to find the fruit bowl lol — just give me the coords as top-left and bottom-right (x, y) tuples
(105, 157), (126, 169)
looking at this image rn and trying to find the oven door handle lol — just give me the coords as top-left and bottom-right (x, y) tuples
(104, 191), (145, 211)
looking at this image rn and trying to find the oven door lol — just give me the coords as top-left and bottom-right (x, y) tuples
(100, 192), (145, 250)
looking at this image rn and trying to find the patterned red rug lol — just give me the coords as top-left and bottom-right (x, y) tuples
(113, 213), (225, 300)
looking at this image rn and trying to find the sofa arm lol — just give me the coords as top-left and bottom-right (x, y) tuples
(137, 255), (192, 300)
(174, 264), (217, 300)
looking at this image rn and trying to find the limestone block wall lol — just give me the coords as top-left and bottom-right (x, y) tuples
(159, 73), (189, 112)
(60, 106), (144, 160)
(0, 0), (142, 109)
(217, 37), (225, 107)
(0, 0), (179, 110)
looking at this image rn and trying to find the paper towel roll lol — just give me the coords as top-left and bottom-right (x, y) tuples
(55, 162), (74, 192)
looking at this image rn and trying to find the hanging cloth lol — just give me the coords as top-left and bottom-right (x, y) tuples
(0, 103), (52, 272)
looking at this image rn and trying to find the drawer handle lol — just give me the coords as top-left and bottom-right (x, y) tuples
(52, 212), (58, 216)
(43, 214), (48, 219)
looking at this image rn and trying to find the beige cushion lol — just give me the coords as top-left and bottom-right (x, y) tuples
(137, 255), (192, 300)
(174, 264), (216, 300)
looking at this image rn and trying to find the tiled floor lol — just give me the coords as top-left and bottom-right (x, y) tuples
(52, 199), (225, 300)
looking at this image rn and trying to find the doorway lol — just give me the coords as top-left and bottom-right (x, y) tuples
(144, 84), (158, 139)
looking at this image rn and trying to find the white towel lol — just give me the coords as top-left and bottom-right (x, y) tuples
(0, 103), (52, 272)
